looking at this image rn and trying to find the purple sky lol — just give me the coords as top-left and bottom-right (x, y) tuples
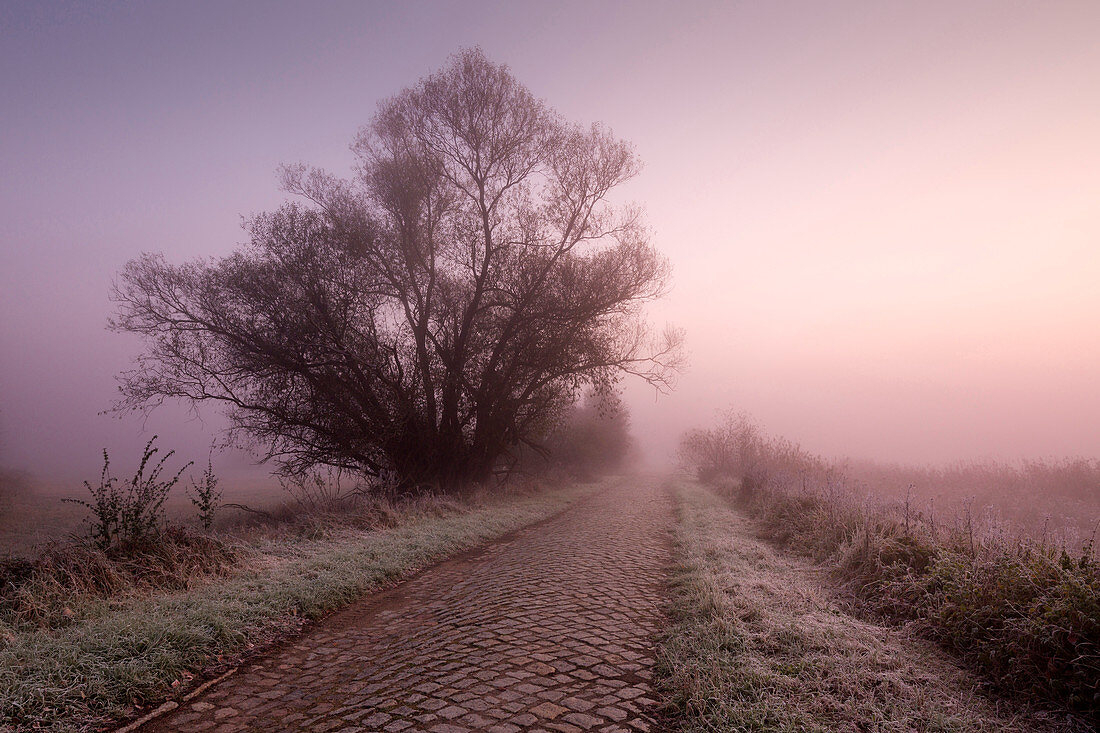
(2, 1), (1099, 484)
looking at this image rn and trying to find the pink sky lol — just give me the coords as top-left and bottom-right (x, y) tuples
(2, 1), (1099, 481)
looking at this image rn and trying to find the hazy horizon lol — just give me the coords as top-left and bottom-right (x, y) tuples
(3, 0), (1100, 484)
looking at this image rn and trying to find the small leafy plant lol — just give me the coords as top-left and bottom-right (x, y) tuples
(187, 453), (221, 531)
(65, 436), (191, 552)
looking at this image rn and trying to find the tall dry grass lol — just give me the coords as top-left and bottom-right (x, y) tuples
(657, 480), (1078, 732)
(845, 458), (1100, 549)
(680, 414), (1100, 723)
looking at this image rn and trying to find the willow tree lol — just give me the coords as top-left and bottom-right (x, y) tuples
(111, 49), (681, 492)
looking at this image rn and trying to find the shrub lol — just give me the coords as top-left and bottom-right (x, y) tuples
(540, 389), (634, 481)
(279, 466), (371, 512)
(187, 454), (221, 531)
(64, 437), (191, 552)
(905, 546), (1100, 710)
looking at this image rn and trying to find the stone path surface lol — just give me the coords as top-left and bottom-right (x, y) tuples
(144, 479), (671, 733)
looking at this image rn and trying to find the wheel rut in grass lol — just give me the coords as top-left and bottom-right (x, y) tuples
(144, 478), (672, 732)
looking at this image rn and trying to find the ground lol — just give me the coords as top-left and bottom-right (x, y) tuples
(143, 478), (671, 733)
(131, 478), (1073, 733)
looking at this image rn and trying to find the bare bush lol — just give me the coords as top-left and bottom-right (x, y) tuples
(64, 437), (190, 552)
(678, 411), (846, 499)
(187, 454), (222, 531)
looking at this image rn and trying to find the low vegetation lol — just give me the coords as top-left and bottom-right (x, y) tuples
(0, 455), (598, 731)
(187, 454), (222, 531)
(63, 437), (191, 552)
(1, 439), (235, 631)
(657, 480), (1076, 732)
(678, 413), (1100, 725)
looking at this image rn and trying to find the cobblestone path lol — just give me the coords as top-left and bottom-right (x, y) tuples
(145, 479), (671, 733)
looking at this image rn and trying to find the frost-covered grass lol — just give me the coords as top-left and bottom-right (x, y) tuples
(679, 413), (1100, 725)
(732, 477), (1100, 726)
(656, 480), (1079, 732)
(0, 481), (595, 731)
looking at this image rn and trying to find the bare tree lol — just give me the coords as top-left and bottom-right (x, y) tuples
(111, 48), (682, 493)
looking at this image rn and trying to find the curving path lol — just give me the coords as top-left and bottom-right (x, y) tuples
(144, 478), (672, 733)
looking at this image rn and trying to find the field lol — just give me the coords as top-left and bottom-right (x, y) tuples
(842, 459), (1100, 551)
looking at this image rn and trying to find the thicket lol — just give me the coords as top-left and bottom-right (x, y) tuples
(538, 388), (634, 481)
(680, 412), (1100, 723)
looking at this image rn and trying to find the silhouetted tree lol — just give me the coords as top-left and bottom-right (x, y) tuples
(111, 49), (681, 493)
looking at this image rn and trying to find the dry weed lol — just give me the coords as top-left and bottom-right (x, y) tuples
(657, 481), (1087, 732)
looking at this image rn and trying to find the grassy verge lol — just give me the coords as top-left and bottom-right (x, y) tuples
(655, 480), (1078, 732)
(0, 480), (597, 731)
(732, 479), (1100, 725)
(679, 414), (1100, 723)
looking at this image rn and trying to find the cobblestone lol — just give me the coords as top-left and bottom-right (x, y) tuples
(143, 479), (670, 731)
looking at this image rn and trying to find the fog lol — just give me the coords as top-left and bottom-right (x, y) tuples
(2, 1), (1099, 488)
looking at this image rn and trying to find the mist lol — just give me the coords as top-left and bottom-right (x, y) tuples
(3, 0), (1099, 490)
(6, 6), (1100, 730)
